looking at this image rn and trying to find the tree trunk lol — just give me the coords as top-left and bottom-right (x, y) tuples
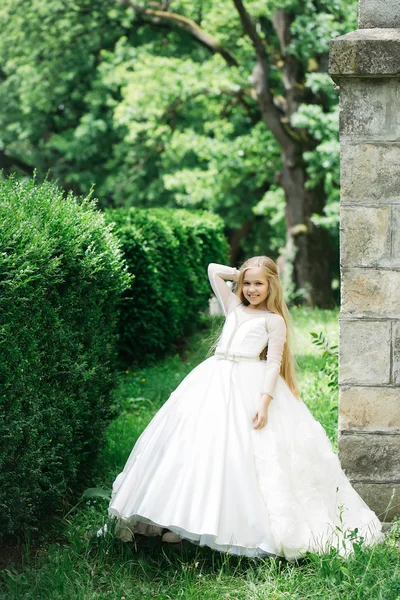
(281, 144), (336, 308)
(231, 2), (337, 308)
(228, 218), (255, 266)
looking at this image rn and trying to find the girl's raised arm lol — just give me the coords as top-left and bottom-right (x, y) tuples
(262, 313), (287, 398)
(207, 263), (241, 317)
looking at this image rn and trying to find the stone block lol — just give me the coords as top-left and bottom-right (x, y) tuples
(329, 29), (400, 80)
(341, 143), (400, 204)
(339, 319), (391, 385)
(353, 483), (400, 521)
(359, 0), (400, 29)
(340, 206), (391, 267)
(339, 79), (400, 142)
(338, 433), (400, 482)
(339, 386), (400, 431)
(341, 268), (400, 318)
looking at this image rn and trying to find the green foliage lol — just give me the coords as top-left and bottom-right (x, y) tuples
(0, 0), (357, 262)
(310, 330), (339, 391)
(291, 98), (341, 235)
(0, 174), (132, 541)
(287, 0), (357, 62)
(0, 0), (125, 184)
(103, 207), (229, 365)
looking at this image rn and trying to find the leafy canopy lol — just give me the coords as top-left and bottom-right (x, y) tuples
(0, 0), (356, 254)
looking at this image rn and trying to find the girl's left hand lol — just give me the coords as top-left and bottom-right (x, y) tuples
(252, 395), (272, 429)
(252, 409), (267, 429)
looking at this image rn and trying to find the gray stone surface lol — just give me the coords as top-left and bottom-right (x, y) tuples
(339, 387), (400, 431)
(329, 29), (400, 79)
(331, 1), (400, 524)
(339, 79), (400, 142)
(339, 320), (391, 385)
(359, 0), (400, 29)
(339, 433), (400, 482)
(340, 206), (390, 267)
(393, 322), (400, 385)
(341, 143), (400, 204)
(341, 269), (400, 318)
(392, 206), (400, 261)
(353, 482), (400, 521)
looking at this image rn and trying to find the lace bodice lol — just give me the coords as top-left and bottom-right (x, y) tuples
(208, 263), (287, 398)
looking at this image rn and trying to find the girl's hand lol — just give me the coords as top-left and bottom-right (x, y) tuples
(252, 394), (272, 429)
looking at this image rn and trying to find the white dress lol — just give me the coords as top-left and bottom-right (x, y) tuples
(107, 263), (385, 561)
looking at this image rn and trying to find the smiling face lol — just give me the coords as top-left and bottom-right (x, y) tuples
(242, 266), (269, 310)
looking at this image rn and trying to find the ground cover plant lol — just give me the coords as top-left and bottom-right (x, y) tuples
(1, 308), (399, 599)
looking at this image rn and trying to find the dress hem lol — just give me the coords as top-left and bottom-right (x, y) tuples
(107, 508), (292, 559)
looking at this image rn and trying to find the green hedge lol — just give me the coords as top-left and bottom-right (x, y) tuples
(104, 207), (229, 364)
(0, 175), (132, 541)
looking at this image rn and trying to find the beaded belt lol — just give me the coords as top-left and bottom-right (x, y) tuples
(214, 350), (261, 363)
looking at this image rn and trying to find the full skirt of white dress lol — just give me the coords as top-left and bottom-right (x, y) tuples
(108, 354), (385, 562)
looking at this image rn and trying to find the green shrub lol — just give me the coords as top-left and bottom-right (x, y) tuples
(103, 207), (229, 364)
(0, 175), (132, 541)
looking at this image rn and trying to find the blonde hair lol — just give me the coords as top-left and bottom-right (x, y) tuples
(234, 255), (301, 400)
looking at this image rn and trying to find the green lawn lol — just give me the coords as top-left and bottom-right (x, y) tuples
(1, 308), (399, 600)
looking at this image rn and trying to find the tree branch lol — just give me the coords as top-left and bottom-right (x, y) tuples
(271, 9), (291, 56)
(271, 9), (302, 118)
(162, 87), (260, 127)
(232, 0), (267, 61)
(232, 0), (293, 151)
(116, 0), (239, 67)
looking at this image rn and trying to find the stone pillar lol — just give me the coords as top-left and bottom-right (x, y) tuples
(329, 1), (400, 522)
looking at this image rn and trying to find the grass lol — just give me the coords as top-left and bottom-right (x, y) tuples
(1, 308), (399, 600)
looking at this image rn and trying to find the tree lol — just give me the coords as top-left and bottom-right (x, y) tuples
(114, 0), (356, 306)
(0, 0), (356, 305)
(0, 0), (127, 187)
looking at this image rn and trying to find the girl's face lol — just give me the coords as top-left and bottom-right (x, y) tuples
(242, 267), (269, 309)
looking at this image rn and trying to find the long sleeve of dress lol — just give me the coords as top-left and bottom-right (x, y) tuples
(262, 313), (287, 398)
(207, 263), (241, 317)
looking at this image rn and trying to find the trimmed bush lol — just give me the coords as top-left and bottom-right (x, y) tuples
(103, 207), (229, 364)
(0, 175), (132, 540)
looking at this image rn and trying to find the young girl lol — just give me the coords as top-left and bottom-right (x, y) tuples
(107, 257), (385, 561)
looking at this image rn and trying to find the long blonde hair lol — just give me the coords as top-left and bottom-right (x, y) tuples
(235, 256), (301, 400)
